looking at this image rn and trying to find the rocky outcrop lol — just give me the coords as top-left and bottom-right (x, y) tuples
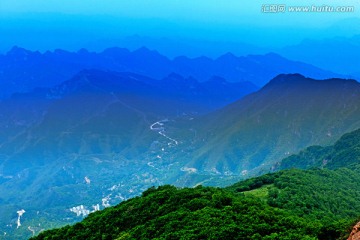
(348, 222), (360, 240)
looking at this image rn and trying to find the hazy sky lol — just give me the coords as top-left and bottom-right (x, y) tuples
(1, 0), (360, 54)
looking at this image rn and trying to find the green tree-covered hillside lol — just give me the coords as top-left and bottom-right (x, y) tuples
(32, 167), (360, 240)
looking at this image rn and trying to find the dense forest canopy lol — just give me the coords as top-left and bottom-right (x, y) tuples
(32, 167), (360, 240)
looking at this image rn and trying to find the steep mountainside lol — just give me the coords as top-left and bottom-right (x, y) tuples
(0, 46), (342, 97)
(31, 167), (360, 240)
(278, 128), (360, 171)
(181, 74), (360, 176)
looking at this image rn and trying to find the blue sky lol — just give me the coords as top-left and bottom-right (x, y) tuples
(1, 0), (359, 55)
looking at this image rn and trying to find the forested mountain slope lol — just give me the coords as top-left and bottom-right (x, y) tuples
(278, 128), (360, 171)
(32, 167), (360, 240)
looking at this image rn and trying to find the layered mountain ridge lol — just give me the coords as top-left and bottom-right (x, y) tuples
(0, 46), (344, 98)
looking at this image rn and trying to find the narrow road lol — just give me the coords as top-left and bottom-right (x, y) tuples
(150, 120), (178, 145)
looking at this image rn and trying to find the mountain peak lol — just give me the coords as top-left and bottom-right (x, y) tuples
(77, 48), (89, 54)
(263, 52), (284, 59)
(133, 46), (157, 55)
(7, 46), (32, 56)
(217, 52), (237, 61)
(266, 74), (358, 89)
(265, 73), (308, 87)
(273, 73), (306, 81)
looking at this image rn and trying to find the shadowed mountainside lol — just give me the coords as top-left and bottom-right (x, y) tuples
(180, 74), (360, 176)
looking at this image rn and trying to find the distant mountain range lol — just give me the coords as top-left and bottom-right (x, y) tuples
(86, 35), (268, 59)
(0, 46), (344, 98)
